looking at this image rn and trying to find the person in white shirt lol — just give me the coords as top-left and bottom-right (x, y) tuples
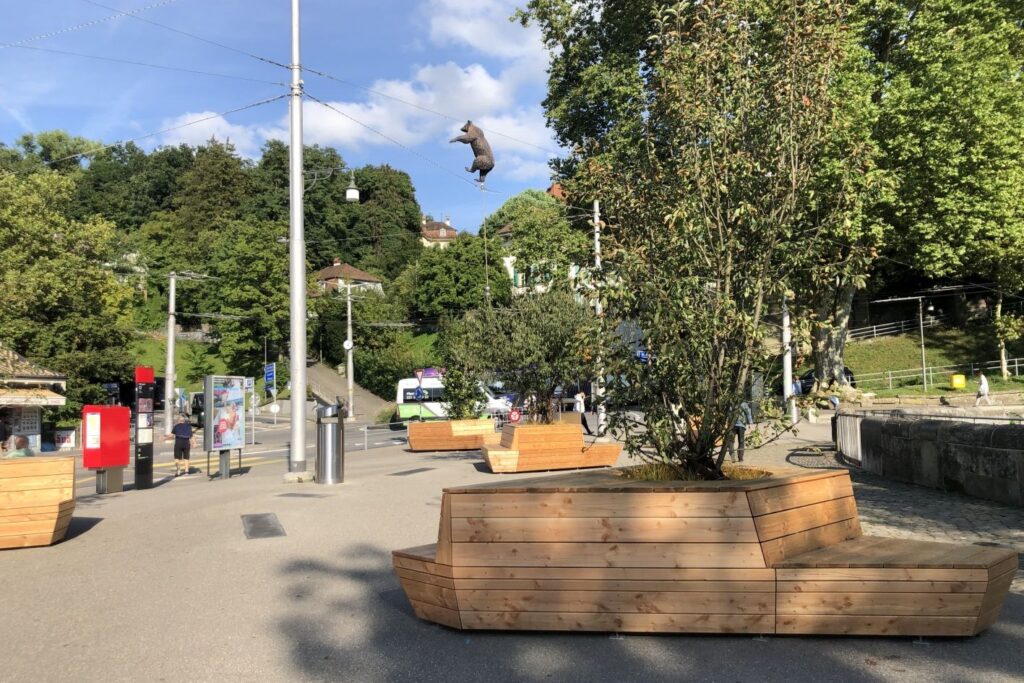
(574, 391), (593, 436)
(975, 371), (992, 406)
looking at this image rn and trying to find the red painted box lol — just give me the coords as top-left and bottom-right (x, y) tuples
(82, 405), (131, 469)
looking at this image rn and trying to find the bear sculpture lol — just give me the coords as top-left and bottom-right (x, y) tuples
(450, 120), (495, 183)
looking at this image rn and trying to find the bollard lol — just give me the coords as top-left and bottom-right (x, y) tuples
(219, 450), (231, 480)
(315, 401), (344, 484)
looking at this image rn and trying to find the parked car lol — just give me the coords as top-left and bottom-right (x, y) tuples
(189, 392), (205, 427)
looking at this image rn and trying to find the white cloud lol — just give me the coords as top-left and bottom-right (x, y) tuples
(425, 0), (546, 61)
(158, 111), (264, 157)
(503, 155), (553, 182)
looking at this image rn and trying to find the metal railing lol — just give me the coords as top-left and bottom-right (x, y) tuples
(848, 313), (946, 341)
(854, 357), (1024, 391)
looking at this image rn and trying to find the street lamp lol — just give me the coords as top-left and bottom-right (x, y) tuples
(345, 170), (360, 203)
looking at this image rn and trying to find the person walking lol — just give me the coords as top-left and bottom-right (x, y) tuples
(729, 401), (754, 463)
(3, 435), (33, 459)
(0, 416), (9, 455)
(574, 390), (593, 436)
(975, 370), (992, 406)
(170, 414), (195, 476)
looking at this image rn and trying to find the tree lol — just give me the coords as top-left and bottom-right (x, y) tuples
(525, 0), (867, 475)
(184, 343), (215, 385)
(0, 171), (134, 419)
(484, 189), (589, 288)
(437, 315), (488, 420)
(470, 289), (597, 424)
(402, 235), (512, 320)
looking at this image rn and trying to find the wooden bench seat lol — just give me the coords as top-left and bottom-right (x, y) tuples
(775, 536), (1017, 636)
(407, 419), (501, 452)
(481, 423), (620, 473)
(393, 468), (1018, 636)
(0, 457), (76, 550)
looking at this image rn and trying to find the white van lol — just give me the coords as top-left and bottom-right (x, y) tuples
(395, 376), (510, 421)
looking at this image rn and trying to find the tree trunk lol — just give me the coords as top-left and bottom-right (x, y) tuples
(997, 293), (1009, 380)
(812, 281), (857, 391)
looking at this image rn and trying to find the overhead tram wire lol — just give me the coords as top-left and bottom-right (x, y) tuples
(46, 93), (287, 168)
(78, 0), (290, 70)
(9, 45), (287, 85)
(0, 0), (184, 49)
(304, 90), (482, 192)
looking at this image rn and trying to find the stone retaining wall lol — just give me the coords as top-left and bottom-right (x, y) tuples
(858, 417), (1024, 507)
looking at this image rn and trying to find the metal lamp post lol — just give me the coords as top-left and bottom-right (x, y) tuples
(873, 295), (932, 392)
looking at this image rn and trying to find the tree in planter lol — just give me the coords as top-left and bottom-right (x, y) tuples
(471, 289), (597, 424)
(437, 315), (487, 420)
(525, 0), (869, 476)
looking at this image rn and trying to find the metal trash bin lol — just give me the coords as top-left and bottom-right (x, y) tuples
(315, 402), (345, 485)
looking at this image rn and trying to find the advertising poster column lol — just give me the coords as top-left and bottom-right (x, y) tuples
(204, 375), (246, 478)
(134, 366), (156, 489)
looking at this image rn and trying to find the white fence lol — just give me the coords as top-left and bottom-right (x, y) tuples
(855, 356), (1024, 391)
(848, 313), (945, 341)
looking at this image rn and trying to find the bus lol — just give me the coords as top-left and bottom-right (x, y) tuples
(395, 376), (511, 421)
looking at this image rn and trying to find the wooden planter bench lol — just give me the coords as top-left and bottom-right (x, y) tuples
(481, 423), (621, 473)
(0, 457), (76, 550)
(407, 419), (501, 452)
(392, 468), (1017, 636)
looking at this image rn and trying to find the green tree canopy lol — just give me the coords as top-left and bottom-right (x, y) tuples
(401, 235), (512, 320)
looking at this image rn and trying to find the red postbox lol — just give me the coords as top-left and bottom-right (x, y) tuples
(82, 405), (131, 470)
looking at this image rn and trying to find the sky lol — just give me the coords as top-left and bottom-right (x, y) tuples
(0, 0), (561, 233)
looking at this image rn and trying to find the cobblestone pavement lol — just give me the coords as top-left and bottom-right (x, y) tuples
(739, 420), (1024, 589)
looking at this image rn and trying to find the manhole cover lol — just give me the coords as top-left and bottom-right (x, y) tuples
(241, 513), (286, 539)
(390, 467), (434, 476)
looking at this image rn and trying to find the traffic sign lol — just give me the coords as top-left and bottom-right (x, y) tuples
(264, 363), (276, 383)
(414, 386), (425, 401)
(244, 377), (254, 391)
(508, 408), (522, 424)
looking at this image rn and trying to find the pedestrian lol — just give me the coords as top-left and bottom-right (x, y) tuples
(574, 390), (593, 436)
(2, 435), (33, 459)
(0, 415), (9, 454)
(728, 401), (754, 463)
(975, 370), (992, 406)
(170, 414), (195, 476)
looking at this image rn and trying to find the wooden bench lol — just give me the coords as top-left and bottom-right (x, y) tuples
(481, 423), (621, 473)
(392, 469), (1017, 636)
(407, 419), (501, 452)
(0, 456), (76, 550)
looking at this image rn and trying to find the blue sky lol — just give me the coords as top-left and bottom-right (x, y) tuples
(0, 0), (560, 232)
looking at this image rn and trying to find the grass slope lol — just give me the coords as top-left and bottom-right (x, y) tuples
(132, 337), (227, 392)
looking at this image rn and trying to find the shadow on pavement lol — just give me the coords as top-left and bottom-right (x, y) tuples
(62, 516), (102, 543)
(270, 544), (1024, 682)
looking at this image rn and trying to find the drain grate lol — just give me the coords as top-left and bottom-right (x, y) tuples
(389, 467), (434, 477)
(241, 513), (286, 539)
(276, 493), (330, 498)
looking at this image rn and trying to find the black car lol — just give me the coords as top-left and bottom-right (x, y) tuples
(797, 368), (856, 394)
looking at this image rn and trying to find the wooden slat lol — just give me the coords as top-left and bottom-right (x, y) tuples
(449, 492), (752, 518)
(0, 458), (75, 478)
(450, 542), (767, 568)
(401, 578), (460, 611)
(977, 569), (1017, 616)
(450, 566), (777, 581)
(778, 580), (988, 594)
(394, 568), (456, 589)
(776, 615), (976, 636)
(450, 516), (760, 544)
(776, 567), (989, 582)
(454, 578), (775, 592)
(753, 496), (858, 542)
(0, 488), (75, 508)
(458, 611), (773, 633)
(436, 495), (452, 565)
(410, 600), (462, 629)
(759, 518), (862, 566)
(0, 475), (74, 493)
(988, 556), (1019, 580)
(0, 516), (71, 536)
(778, 592), (982, 617)
(456, 590), (774, 614)
(392, 554), (454, 579)
(0, 533), (59, 550)
(747, 474), (854, 516)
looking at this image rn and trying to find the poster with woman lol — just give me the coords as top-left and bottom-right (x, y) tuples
(203, 376), (246, 451)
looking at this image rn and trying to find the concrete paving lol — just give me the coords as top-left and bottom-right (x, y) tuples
(1, 422), (1021, 683)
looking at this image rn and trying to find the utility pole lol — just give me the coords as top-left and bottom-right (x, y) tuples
(287, 0), (307, 472)
(918, 298), (928, 392)
(164, 272), (177, 436)
(782, 293), (797, 424)
(345, 281), (355, 421)
(593, 200), (606, 436)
